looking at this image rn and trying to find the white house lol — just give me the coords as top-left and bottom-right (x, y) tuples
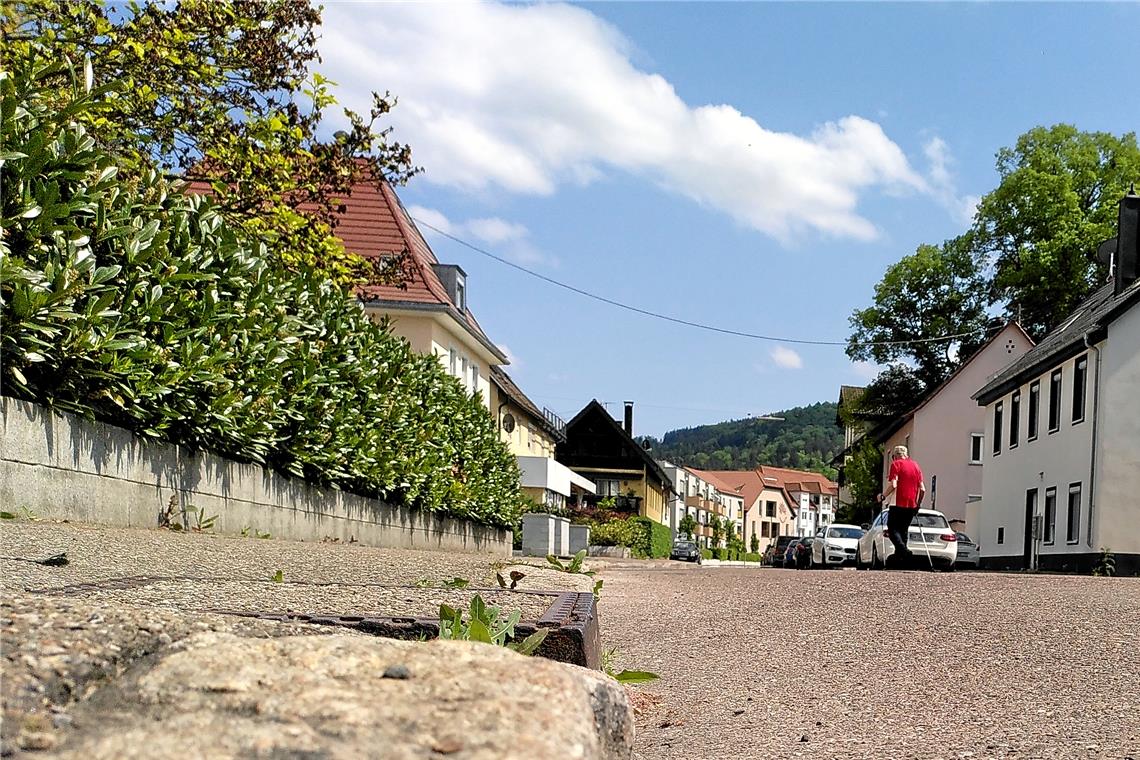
(972, 190), (1140, 575)
(876, 322), (1034, 527)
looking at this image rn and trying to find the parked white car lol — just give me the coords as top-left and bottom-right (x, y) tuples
(811, 524), (864, 567)
(855, 508), (958, 570)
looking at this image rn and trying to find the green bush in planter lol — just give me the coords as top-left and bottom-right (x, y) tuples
(700, 548), (712, 560)
(632, 516), (672, 559)
(744, 552), (763, 563)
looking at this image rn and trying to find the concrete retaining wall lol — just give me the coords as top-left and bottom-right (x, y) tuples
(0, 397), (510, 554)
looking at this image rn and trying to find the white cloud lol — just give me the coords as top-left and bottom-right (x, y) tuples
(923, 136), (980, 225)
(407, 206), (558, 268)
(497, 343), (521, 368)
(770, 346), (803, 370)
(319, 2), (944, 243)
(467, 217), (529, 245)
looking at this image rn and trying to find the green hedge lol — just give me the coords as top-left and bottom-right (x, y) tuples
(0, 57), (524, 528)
(633, 516), (672, 559)
(587, 517), (642, 548)
(700, 548), (713, 560)
(744, 552), (763, 563)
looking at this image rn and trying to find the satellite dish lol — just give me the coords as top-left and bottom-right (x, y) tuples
(502, 412), (516, 434)
(1097, 237), (1117, 267)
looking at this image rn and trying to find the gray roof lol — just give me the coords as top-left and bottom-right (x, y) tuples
(974, 279), (1140, 405)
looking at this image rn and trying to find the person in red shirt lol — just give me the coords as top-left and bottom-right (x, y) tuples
(877, 445), (926, 567)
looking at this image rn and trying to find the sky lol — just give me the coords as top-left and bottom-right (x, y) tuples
(316, 1), (1140, 438)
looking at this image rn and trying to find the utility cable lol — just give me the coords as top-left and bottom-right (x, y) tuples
(414, 218), (996, 349)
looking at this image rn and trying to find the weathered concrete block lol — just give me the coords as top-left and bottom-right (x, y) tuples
(54, 634), (634, 759)
(570, 524), (591, 554)
(588, 546), (631, 558)
(521, 512), (556, 557)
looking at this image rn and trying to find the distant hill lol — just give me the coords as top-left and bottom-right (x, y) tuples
(647, 401), (842, 479)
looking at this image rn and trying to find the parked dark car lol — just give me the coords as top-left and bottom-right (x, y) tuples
(794, 537), (815, 569)
(767, 536), (797, 566)
(782, 538), (803, 568)
(670, 540), (702, 563)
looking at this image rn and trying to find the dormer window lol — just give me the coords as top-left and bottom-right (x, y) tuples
(455, 274), (466, 312)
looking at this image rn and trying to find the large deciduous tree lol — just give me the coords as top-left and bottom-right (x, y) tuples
(969, 125), (1140, 339)
(3, 0), (418, 286)
(846, 236), (992, 391)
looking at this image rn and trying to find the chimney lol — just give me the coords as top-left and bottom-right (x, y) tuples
(623, 401), (634, 435)
(1114, 186), (1139, 296)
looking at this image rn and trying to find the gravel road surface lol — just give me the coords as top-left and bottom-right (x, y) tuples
(598, 562), (1140, 760)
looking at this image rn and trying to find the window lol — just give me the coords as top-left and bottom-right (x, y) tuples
(765, 500), (776, 518)
(454, 275), (466, 312)
(1067, 483), (1082, 544)
(1043, 487), (1056, 545)
(1072, 356), (1087, 424)
(1048, 369), (1062, 432)
(993, 402), (1003, 455)
(449, 347), (459, 377)
(1028, 381), (1040, 441)
(470, 363), (480, 395)
(1009, 391), (1020, 448)
(595, 479), (620, 497)
(969, 433), (984, 464)
(997, 526), (1005, 544)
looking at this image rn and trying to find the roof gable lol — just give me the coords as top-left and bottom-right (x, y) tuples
(975, 281), (1140, 404)
(563, 400), (670, 488)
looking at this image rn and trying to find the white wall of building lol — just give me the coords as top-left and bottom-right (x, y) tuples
(1095, 304), (1140, 557)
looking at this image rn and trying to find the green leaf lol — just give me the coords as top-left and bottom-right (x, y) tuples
(442, 577), (469, 589)
(612, 670), (659, 684)
(467, 617), (493, 644)
(509, 629), (548, 656)
(0, 512), (17, 519)
(270, 570), (284, 583)
(546, 554), (564, 571)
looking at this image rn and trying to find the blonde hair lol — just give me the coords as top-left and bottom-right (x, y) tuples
(892, 445), (909, 459)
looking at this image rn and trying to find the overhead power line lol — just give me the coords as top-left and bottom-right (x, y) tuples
(414, 218), (995, 349)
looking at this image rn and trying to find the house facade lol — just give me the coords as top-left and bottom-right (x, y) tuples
(704, 469), (798, 551)
(756, 466), (839, 537)
(490, 368), (595, 511)
(558, 401), (671, 525)
(331, 177), (507, 408)
(662, 464), (717, 546)
(972, 191), (1140, 574)
(877, 323), (1034, 527)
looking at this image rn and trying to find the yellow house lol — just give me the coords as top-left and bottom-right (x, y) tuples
(331, 176), (507, 405)
(489, 367), (595, 511)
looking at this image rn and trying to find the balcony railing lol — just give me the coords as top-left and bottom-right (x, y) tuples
(542, 407), (567, 442)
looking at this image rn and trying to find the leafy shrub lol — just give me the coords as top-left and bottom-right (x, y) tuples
(0, 53), (524, 528)
(700, 548), (712, 560)
(587, 517), (642, 549)
(744, 552), (762, 563)
(633, 516), (672, 559)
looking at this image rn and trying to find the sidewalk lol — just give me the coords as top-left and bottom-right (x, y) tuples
(1, 520), (631, 758)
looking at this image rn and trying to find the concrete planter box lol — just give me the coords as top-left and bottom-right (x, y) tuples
(569, 524), (590, 554)
(521, 513), (571, 557)
(587, 545), (631, 558)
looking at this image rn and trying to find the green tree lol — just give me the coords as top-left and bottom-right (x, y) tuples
(678, 513), (697, 540)
(835, 439), (882, 527)
(969, 125), (1140, 339)
(750, 529), (760, 554)
(710, 516), (724, 547)
(847, 237), (991, 391)
(4, 0), (418, 286)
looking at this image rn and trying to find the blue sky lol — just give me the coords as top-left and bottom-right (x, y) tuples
(317, 2), (1139, 438)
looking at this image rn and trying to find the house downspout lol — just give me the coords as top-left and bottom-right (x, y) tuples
(1083, 333), (1101, 549)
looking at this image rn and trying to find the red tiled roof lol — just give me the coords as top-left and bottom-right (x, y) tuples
(757, 465), (839, 497)
(182, 172), (504, 362)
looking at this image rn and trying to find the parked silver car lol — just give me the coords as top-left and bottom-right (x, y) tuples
(954, 532), (979, 568)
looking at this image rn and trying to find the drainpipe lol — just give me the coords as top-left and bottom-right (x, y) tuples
(1082, 333), (1101, 548)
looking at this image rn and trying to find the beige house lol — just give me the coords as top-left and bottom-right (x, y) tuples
(331, 176), (507, 408)
(489, 367), (595, 511)
(876, 323), (1034, 528)
(703, 469), (798, 549)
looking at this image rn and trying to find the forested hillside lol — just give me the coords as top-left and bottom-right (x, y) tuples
(649, 402), (842, 478)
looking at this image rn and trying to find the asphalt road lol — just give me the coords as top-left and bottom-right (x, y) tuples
(597, 561), (1140, 760)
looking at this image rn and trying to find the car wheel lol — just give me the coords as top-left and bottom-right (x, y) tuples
(871, 544), (882, 570)
(856, 551), (867, 570)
